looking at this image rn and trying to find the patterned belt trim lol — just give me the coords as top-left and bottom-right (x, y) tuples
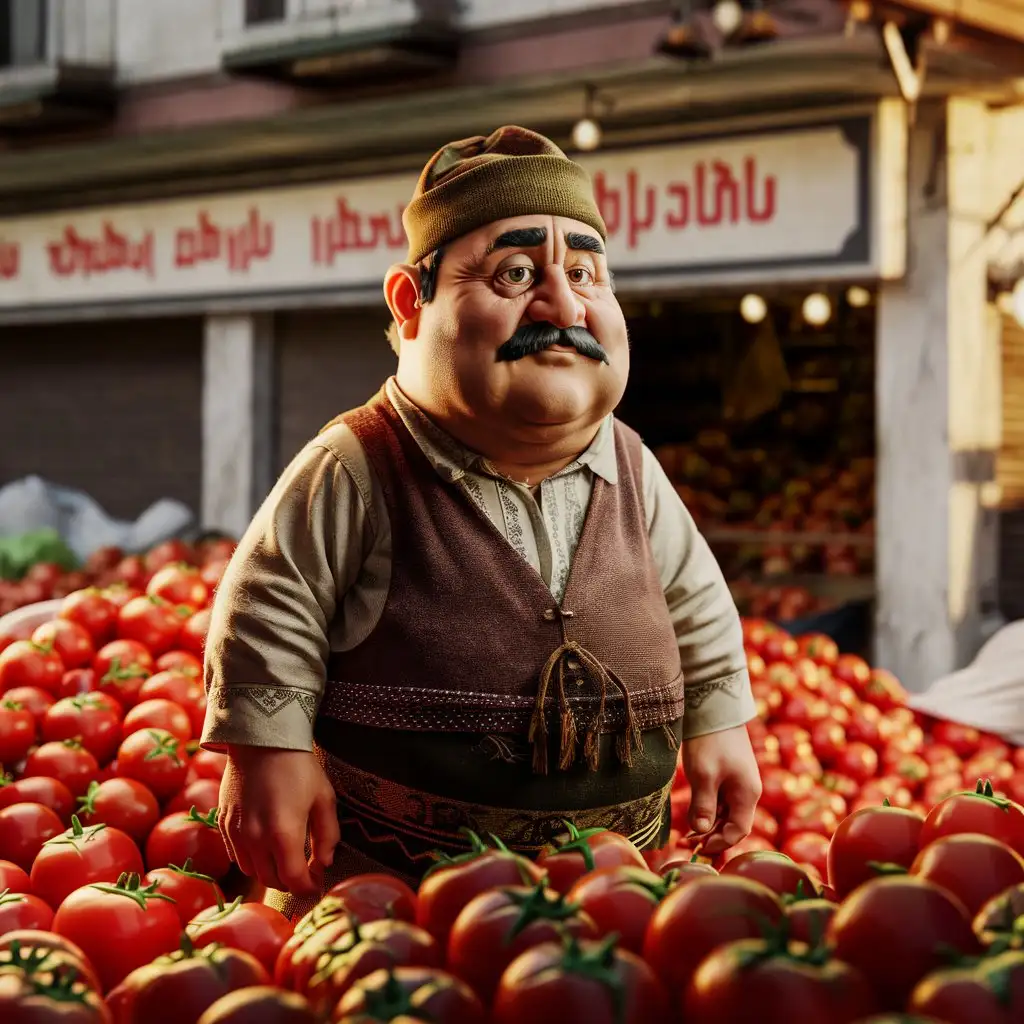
(316, 748), (673, 864)
(318, 674), (685, 734)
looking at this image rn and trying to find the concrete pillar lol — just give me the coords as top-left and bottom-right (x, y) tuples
(201, 313), (275, 537)
(874, 98), (1001, 692)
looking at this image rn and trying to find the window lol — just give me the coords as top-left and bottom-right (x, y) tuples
(245, 0), (286, 24)
(0, 0), (47, 68)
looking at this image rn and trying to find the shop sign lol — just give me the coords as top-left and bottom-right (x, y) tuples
(0, 104), (905, 312)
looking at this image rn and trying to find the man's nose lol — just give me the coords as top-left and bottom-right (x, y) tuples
(527, 266), (584, 330)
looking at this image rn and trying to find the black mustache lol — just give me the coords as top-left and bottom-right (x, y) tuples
(495, 324), (609, 364)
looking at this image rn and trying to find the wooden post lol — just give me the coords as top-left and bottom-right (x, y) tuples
(201, 313), (275, 537)
(874, 98), (1001, 692)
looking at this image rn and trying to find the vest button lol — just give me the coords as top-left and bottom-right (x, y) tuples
(567, 659), (581, 670)
(542, 609), (557, 621)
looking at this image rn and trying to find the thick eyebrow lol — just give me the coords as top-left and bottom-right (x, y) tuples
(485, 228), (547, 254)
(566, 231), (604, 255)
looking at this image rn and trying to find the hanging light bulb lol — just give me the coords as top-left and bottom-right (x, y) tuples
(1013, 279), (1024, 328)
(711, 0), (743, 34)
(802, 292), (832, 326)
(571, 117), (602, 152)
(846, 285), (871, 308)
(740, 293), (767, 324)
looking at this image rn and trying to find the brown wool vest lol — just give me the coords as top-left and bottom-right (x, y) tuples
(319, 388), (683, 771)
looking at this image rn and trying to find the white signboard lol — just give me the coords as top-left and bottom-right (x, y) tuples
(0, 107), (905, 312)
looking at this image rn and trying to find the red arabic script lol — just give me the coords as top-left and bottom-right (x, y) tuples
(0, 240), (18, 281)
(311, 197), (406, 266)
(175, 207), (273, 274)
(593, 156), (777, 250)
(47, 224), (155, 278)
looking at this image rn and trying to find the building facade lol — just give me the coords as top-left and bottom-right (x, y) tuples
(2, 0), (1024, 691)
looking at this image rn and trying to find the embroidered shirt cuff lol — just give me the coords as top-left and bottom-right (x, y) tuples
(681, 668), (757, 740)
(200, 683), (318, 753)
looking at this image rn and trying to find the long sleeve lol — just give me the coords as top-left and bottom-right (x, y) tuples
(201, 439), (376, 752)
(641, 445), (756, 740)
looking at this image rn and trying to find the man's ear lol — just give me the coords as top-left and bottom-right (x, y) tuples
(383, 264), (422, 343)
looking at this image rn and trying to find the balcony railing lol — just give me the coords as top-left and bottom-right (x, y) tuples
(0, 0), (116, 129)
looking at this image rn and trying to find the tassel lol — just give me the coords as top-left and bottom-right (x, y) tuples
(662, 722), (680, 752)
(529, 710), (549, 775)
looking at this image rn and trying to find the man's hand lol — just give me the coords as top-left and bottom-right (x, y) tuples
(218, 745), (341, 896)
(682, 723), (762, 857)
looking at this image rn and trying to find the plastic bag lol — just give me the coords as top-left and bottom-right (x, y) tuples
(0, 476), (194, 562)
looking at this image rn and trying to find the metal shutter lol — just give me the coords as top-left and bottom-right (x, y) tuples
(275, 307), (398, 472)
(0, 317), (203, 521)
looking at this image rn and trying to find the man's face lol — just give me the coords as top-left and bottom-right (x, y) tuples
(393, 214), (629, 445)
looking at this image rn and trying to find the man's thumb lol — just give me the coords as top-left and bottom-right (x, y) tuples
(309, 792), (341, 867)
(688, 777), (718, 835)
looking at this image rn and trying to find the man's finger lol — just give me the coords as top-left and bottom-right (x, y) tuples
(717, 772), (761, 849)
(309, 793), (341, 868)
(687, 771), (720, 836)
(270, 829), (317, 896)
(250, 844), (286, 894)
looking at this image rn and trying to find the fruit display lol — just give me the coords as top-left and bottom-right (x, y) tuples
(0, 574), (1022, 1021)
(0, 536), (236, 619)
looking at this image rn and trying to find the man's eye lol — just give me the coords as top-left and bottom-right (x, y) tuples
(567, 267), (594, 284)
(497, 266), (534, 287)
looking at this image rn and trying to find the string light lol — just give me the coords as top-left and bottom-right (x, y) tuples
(802, 293), (832, 326)
(846, 286), (871, 308)
(571, 117), (602, 152)
(740, 294), (768, 324)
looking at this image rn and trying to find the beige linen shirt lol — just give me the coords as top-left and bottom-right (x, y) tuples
(202, 378), (755, 751)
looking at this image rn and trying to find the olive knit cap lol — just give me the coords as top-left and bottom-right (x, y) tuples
(402, 125), (608, 265)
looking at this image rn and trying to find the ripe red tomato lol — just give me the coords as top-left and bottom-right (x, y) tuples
(0, 698), (36, 765)
(810, 721), (846, 765)
(146, 565), (210, 610)
(165, 778), (220, 816)
(31, 619), (95, 672)
(826, 804), (924, 898)
(783, 799), (840, 840)
(152, 651), (202, 678)
(833, 654), (871, 692)
(536, 823), (647, 894)
(116, 727), (189, 800)
(845, 705), (882, 746)
(771, 724), (812, 762)
(759, 767), (815, 817)
(326, 872), (418, 924)
(3, 685), (55, 722)
(56, 667), (98, 700)
(688, 937), (876, 1024)
(188, 748), (227, 782)
(566, 865), (675, 955)
(41, 693), (123, 765)
(99, 583), (143, 610)
(833, 742), (879, 785)
(906, 949), (1024, 1022)
(448, 881), (597, 1002)
(797, 633), (839, 667)
(973, 883), (1024, 950)
(0, 890), (54, 931)
(931, 721), (982, 758)
(910, 833), (1024, 916)
(0, 775), (74, 822)
(196, 986), (318, 1022)
(828, 876), (979, 1009)
(785, 897), (838, 946)
(332, 966), (484, 1023)
(22, 738), (99, 798)
(415, 830), (544, 946)
(179, 608), (210, 657)
(52, 872), (182, 991)
(781, 831), (831, 881)
(0, 802), (65, 870)
(305, 917), (441, 1013)
(76, 777), (160, 845)
(921, 779), (1024, 857)
(863, 669), (908, 712)
(60, 588), (119, 645)
(0, 858), (31, 892)
(93, 639), (154, 710)
(277, 911), (357, 994)
(145, 540), (197, 574)
(187, 896), (293, 974)
(106, 941), (268, 1024)
(0, 641), (64, 696)
(121, 698), (191, 743)
(0, 929), (103, 991)
(751, 806), (780, 843)
(30, 814), (145, 909)
(145, 806), (231, 879)
(720, 850), (817, 898)
(117, 596), (189, 657)
(138, 669), (203, 708)
(643, 875), (784, 996)
(143, 859), (225, 925)
(492, 936), (669, 1024)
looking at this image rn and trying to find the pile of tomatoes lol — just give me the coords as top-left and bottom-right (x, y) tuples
(649, 618), (1024, 887)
